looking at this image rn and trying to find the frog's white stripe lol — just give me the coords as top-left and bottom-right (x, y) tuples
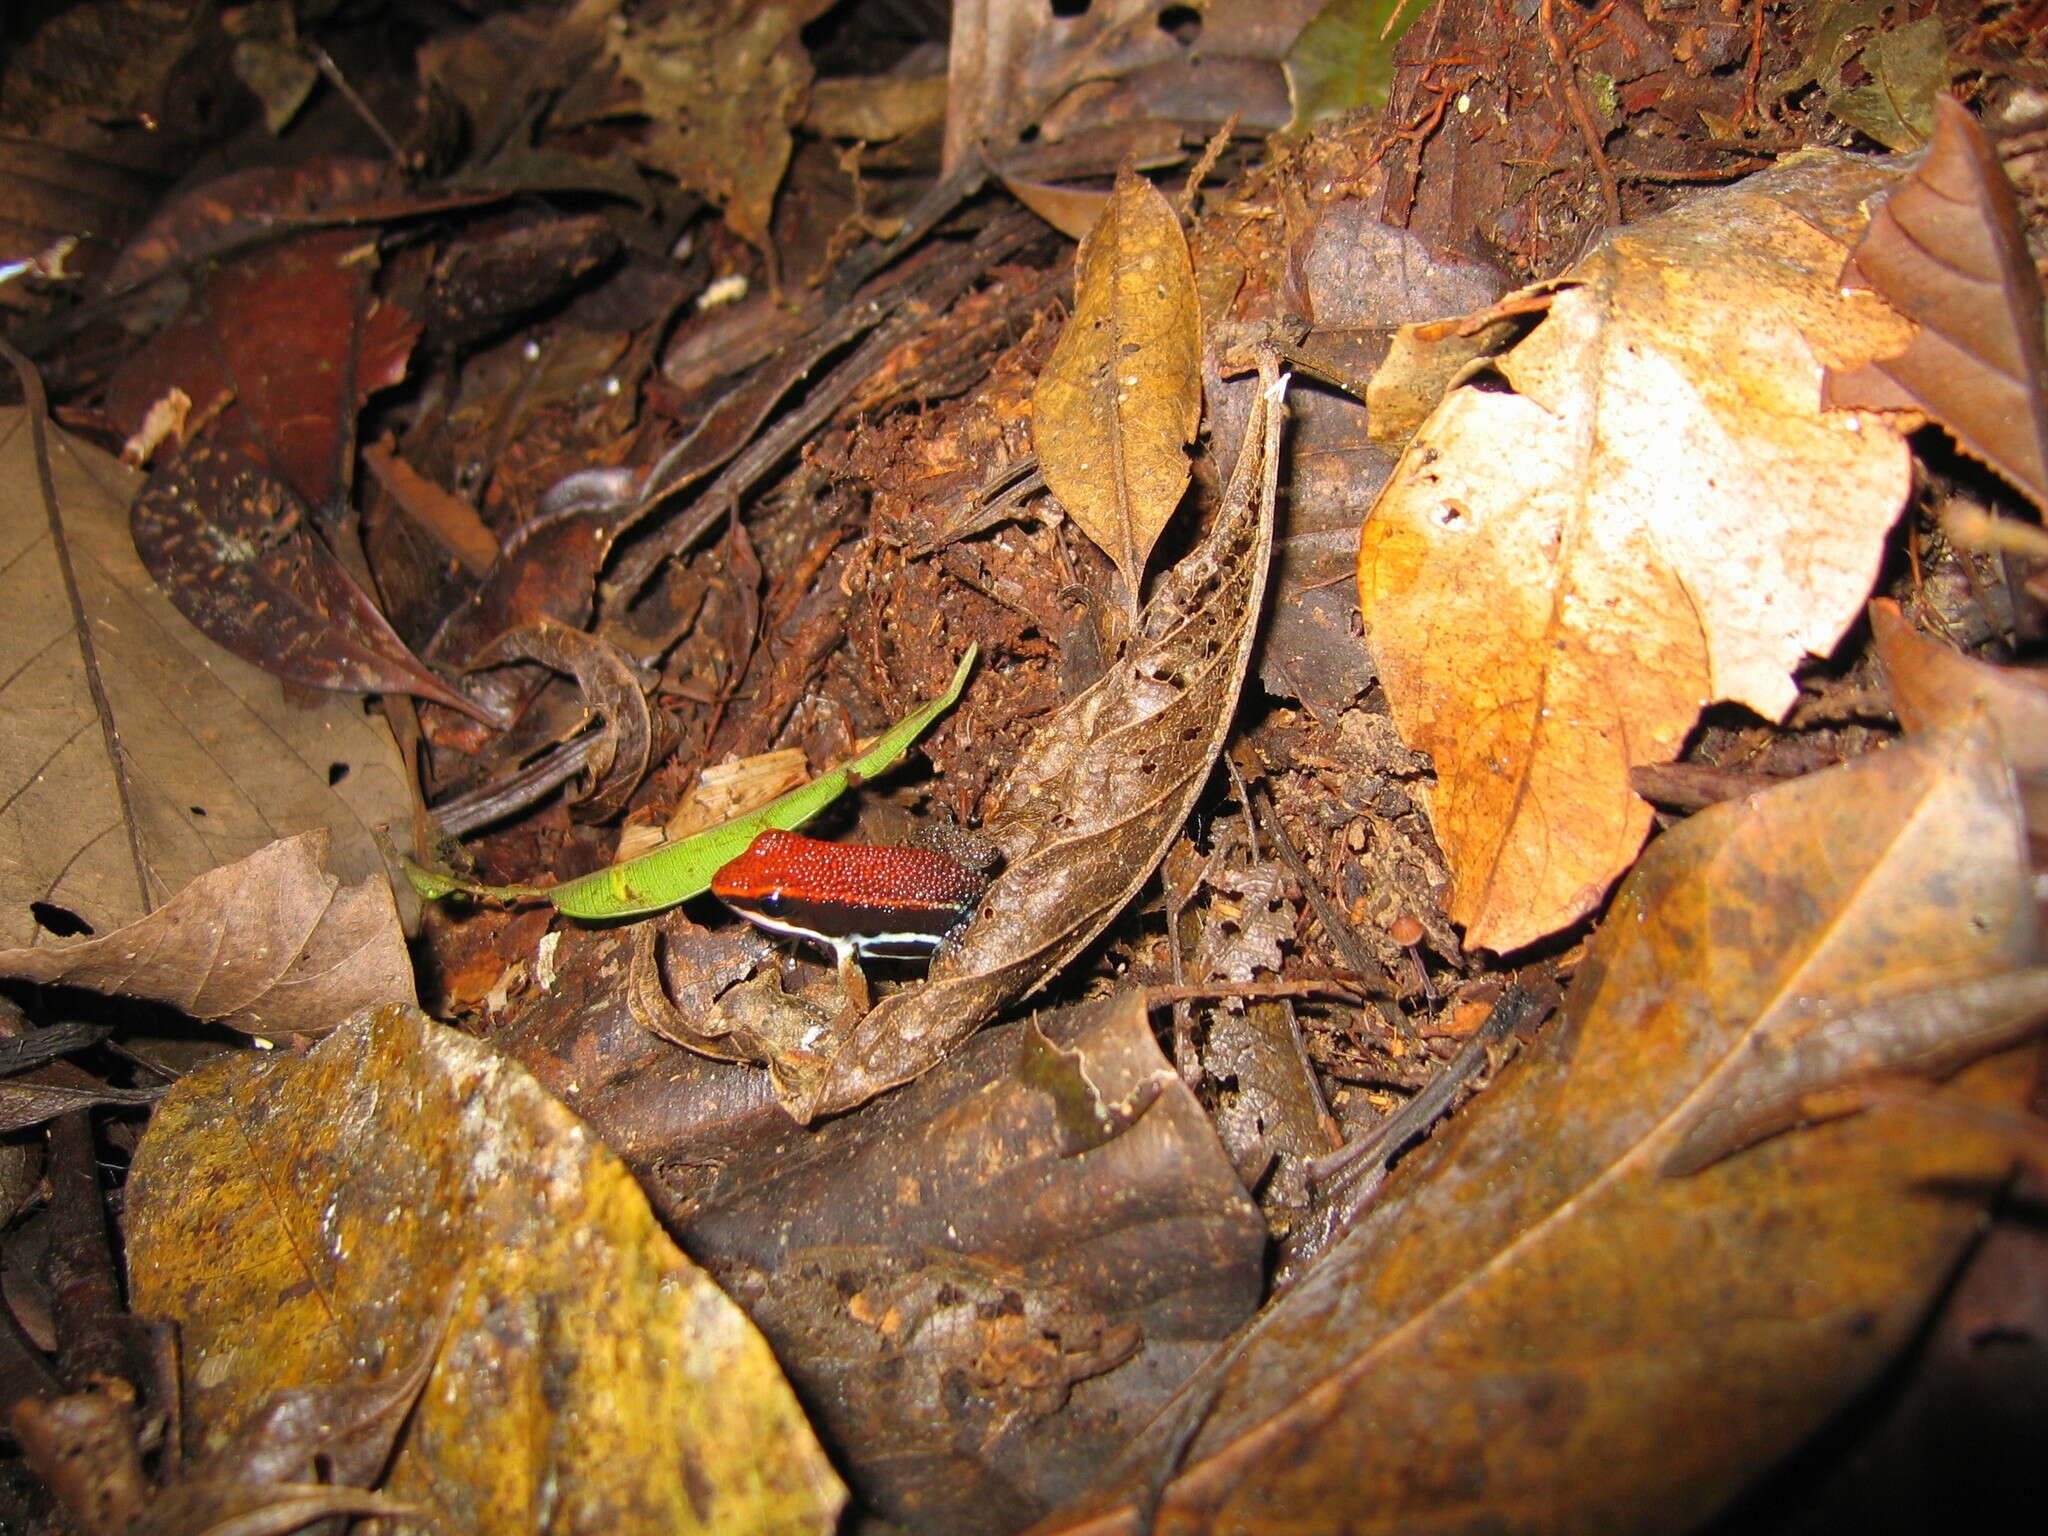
(737, 907), (948, 965)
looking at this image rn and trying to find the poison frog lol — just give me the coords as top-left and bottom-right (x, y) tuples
(711, 829), (988, 969)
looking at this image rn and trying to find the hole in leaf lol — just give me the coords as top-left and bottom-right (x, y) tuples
(31, 902), (92, 938)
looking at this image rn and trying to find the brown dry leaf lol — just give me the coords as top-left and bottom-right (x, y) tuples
(126, 1004), (846, 1534)
(943, 0), (1171, 171)
(0, 410), (416, 951)
(0, 832), (412, 1040)
(471, 620), (664, 823)
(1035, 713), (2039, 1535)
(943, 0), (1319, 172)
(1823, 95), (2048, 512)
(1871, 597), (2048, 770)
(802, 362), (1284, 1120)
(0, 1080), (160, 1133)
(670, 992), (1264, 1535)
(587, 0), (828, 259)
(1357, 150), (1916, 954)
(804, 72), (949, 143)
(1032, 168), (1201, 614)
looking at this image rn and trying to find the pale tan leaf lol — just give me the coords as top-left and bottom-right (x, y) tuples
(127, 1005), (846, 1535)
(0, 409), (417, 951)
(1032, 168), (1201, 614)
(1357, 150), (1917, 953)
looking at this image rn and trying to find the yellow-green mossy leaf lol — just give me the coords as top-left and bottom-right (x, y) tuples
(128, 1005), (844, 1534)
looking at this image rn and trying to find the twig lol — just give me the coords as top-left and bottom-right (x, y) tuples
(1304, 982), (1547, 1214)
(313, 47), (408, 166)
(1540, 0), (1623, 224)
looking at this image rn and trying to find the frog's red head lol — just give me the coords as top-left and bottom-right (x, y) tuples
(711, 830), (986, 963)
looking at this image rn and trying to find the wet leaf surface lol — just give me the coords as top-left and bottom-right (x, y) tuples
(1034, 714), (2038, 1535)
(127, 1004), (846, 1534)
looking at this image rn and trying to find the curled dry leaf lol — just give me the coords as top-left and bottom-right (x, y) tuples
(1032, 168), (1202, 615)
(1358, 150), (1917, 954)
(0, 411), (416, 949)
(0, 1080), (161, 1134)
(0, 832), (413, 1040)
(801, 362), (1285, 1121)
(126, 1005), (846, 1535)
(471, 620), (667, 822)
(1823, 95), (2048, 513)
(1035, 713), (2038, 1536)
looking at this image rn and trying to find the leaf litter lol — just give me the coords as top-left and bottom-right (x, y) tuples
(2, 4), (2047, 1534)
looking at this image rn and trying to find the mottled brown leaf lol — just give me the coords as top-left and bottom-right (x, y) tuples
(131, 437), (489, 719)
(585, 0), (828, 259)
(126, 1005), (846, 1534)
(1824, 95), (2048, 511)
(804, 361), (1284, 1119)
(1035, 714), (2038, 1535)
(1033, 169), (1202, 614)
(0, 832), (413, 1040)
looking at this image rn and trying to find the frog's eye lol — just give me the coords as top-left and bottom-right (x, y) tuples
(758, 893), (785, 913)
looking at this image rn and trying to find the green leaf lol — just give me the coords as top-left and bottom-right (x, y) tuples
(1284, 0), (1427, 131)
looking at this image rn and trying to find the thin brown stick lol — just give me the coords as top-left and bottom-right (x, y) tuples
(1540, 0), (1623, 224)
